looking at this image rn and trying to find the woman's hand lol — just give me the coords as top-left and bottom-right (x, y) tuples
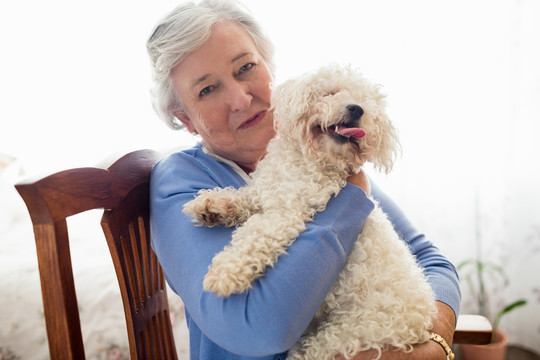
(347, 168), (371, 197)
(333, 341), (445, 360)
(334, 301), (454, 360)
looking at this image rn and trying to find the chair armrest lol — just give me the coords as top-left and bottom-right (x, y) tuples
(453, 314), (493, 344)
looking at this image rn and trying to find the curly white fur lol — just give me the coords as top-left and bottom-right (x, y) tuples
(183, 65), (436, 359)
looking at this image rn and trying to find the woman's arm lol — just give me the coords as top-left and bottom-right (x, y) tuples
(371, 180), (461, 317)
(150, 150), (375, 356)
(339, 180), (461, 359)
(335, 301), (454, 360)
(393, 285), (458, 359)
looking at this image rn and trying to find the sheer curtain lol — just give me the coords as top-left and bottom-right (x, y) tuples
(1, 0), (539, 352)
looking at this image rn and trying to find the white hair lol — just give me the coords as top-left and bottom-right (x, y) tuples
(147, 0), (275, 129)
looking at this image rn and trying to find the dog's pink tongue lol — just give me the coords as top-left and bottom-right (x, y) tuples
(338, 126), (366, 139)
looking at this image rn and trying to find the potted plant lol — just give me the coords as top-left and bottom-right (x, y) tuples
(457, 257), (527, 360)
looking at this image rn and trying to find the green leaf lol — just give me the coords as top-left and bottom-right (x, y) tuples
(457, 259), (477, 271)
(493, 299), (528, 330)
(481, 262), (509, 285)
(457, 259), (509, 285)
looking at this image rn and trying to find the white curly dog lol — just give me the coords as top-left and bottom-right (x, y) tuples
(183, 65), (436, 360)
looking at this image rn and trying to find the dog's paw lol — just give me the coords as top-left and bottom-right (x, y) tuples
(203, 265), (252, 297)
(183, 190), (242, 227)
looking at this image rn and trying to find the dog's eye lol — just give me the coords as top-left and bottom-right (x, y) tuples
(322, 91), (338, 99)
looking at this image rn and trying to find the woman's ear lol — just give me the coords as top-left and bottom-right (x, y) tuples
(173, 111), (196, 133)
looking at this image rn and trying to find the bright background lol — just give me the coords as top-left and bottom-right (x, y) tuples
(1, 0), (539, 353)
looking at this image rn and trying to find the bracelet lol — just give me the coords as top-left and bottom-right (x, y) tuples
(429, 332), (455, 360)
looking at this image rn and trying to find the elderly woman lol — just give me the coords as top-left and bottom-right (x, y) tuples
(147, 1), (460, 359)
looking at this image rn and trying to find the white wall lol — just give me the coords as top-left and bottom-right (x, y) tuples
(1, 0), (539, 352)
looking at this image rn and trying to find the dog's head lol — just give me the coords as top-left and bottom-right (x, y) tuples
(272, 65), (400, 174)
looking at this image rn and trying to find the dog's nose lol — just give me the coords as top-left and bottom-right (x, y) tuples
(347, 104), (364, 118)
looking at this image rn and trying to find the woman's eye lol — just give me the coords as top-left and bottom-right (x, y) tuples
(239, 62), (255, 73)
(199, 86), (213, 97)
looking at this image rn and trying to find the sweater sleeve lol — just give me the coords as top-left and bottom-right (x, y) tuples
(150, 150), (374, 357)
(371, 180), (461, 319)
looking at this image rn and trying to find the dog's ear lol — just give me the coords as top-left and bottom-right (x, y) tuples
(272, 78), (318, 153)
(271, 79), (296, 119)
(272, 79), (305, 133)
(370, 113), (401, 174)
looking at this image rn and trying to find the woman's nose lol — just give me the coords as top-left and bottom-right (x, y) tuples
(226, 82), (252, 112)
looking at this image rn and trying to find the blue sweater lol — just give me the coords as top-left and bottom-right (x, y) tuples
(150, 144), (461, 360)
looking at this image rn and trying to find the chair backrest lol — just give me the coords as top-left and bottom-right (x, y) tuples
(16, 149), (177, 360)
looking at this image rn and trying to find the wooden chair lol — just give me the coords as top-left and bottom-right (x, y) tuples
(16, 149), (177, 360)
(15, 149), (492, 359)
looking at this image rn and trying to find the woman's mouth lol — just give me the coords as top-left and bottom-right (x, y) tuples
(238, 110), (267, 130)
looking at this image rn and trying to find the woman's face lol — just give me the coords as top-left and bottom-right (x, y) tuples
(172, 21), (275, 172)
